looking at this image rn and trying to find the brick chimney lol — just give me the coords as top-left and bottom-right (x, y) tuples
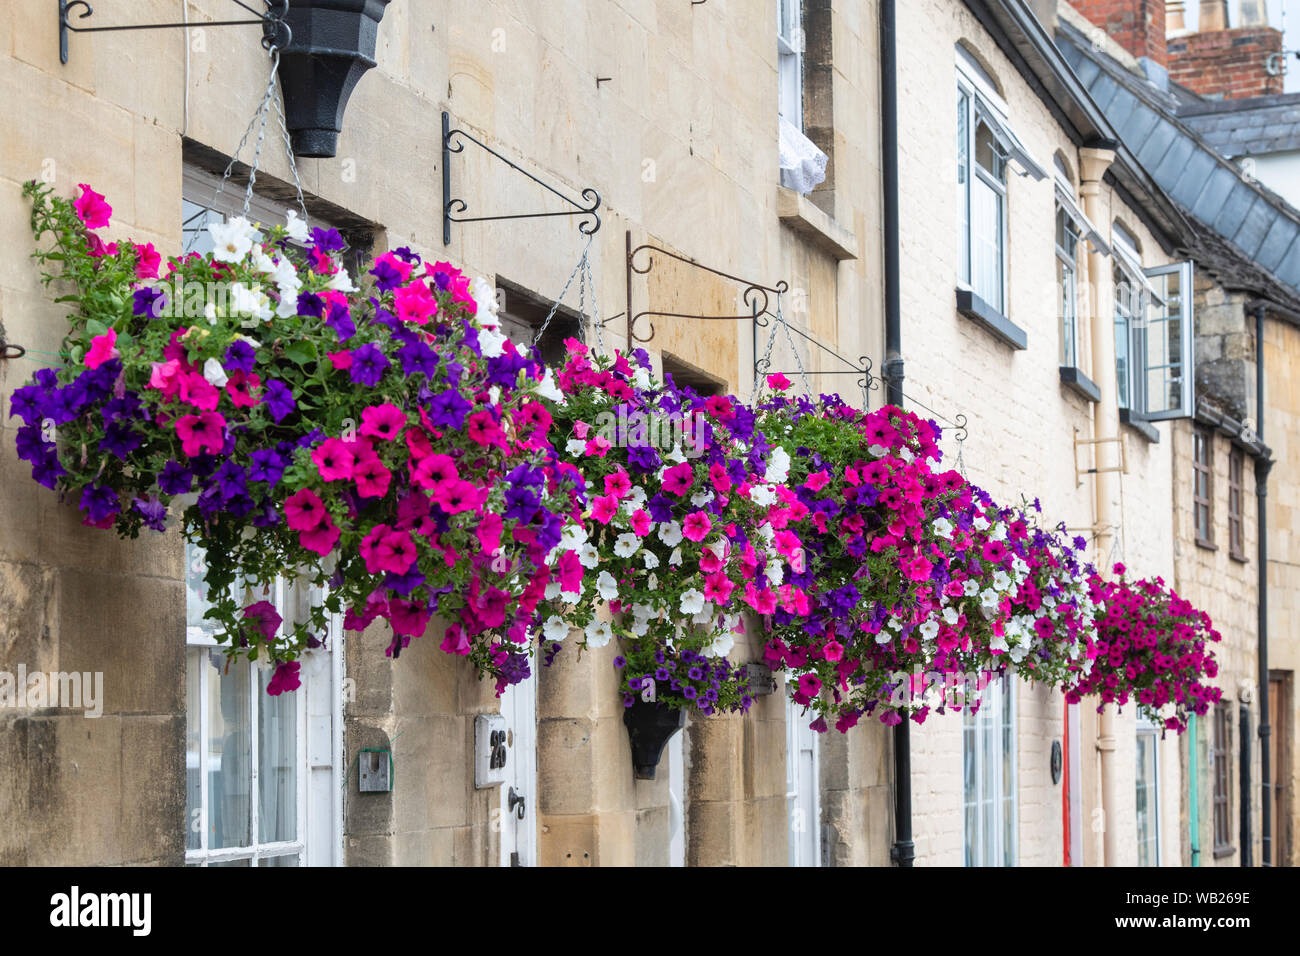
(1166, 1), (1284, 100)
(1069, 0), (1168, 66)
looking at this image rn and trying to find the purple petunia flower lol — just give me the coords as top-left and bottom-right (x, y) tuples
(309, 227), (346, 254)
(297, 292), (325, 318)
(158, 460), (192, 495)
(248, 448), (286, 486)
(349, 343), (389, 387)
(224, 340), (257, 375)
(263, 380), (296, 423)
(325, 302), (355, 342)
(133, 286), (168, 318)
(132, 496), (168, 532)
(100, 420), (141, 460)
(80, 484), (120, 524)
(426, 388), (471, 430)
(31, 448), (66, 490)
(396, 340), (439, 379)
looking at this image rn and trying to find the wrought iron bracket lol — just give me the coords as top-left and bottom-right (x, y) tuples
(753, 312), (877, 394)
(59, 0), (289, 65)
(618, 230), (787, 348)
(0, 340), (26, 361)
(441, 111), (601, 245)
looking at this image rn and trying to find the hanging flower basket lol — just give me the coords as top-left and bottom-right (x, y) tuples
(1066, 565), (1223, 733)
(12, 183), (582, 693)
(536, 343), (784, 716)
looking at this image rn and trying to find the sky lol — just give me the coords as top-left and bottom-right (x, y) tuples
(1179, 0), (1300, 91)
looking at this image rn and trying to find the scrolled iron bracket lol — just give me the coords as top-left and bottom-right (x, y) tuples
(623, 234), (787, 346)
(59, 0), (289, 65)
(441, 111), (601, 245)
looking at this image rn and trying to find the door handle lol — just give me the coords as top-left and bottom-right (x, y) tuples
(508, 787), (526, 820)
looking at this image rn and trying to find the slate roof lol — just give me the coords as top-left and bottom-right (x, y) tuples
(1056, 17), (1300, 312)
(1177, 92), (1300, 158)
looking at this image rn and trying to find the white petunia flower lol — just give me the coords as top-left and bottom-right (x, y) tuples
(658, 521), (683, 547)
(942, 606), (960, 626)
(980, 588), (1000, 611)
(596, 570), (619, 601)
(229, 282), (273, 321)
(284, 209), (310, 242)
(478, 324), (507, 359)
(668, 547), (684, 567)
(642, 550), (660, 570)
(679, 588), (706, 616)
(543, 617), (569, 642)
(690, 489), (714, 508)
(204, 301), (219, 326)
(470, 277), (501, 319)
(992, 570), (1012, 592)
(614, 533), (641, 558)
(633, 366), (652, 390)
(919, 619), (940, 642)
(584, 619), (613, 648)
(701, 631), (735, 659)
(973, 515), (990, 531)
(963, 578), (980, 597)
(932, 517), (954, 540)
(748, 484), (777, 507)
(202, 357), (229, 388)
(544, 581), (562, 600)
(691, 601), (715, 626)
(566, 438), (587, 456)
(536, 367), (564, 404)
(559, 585), (582, 605)
(209, 217), (257, 263)
(578, 543), (600, 569)
(560, 524), (588, 550)
(764, 560), (784, 587)
(765, 446), (791, 484)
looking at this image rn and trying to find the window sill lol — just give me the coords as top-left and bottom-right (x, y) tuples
(955, 289), (1027, 350)
(1196, 538), (1218, 552)
(1229, 549), (1249, 564)
(1213, 845), (1236, 859)
(1120, 409), (1160, 444)
(1059, 366), (1101, 403)
(776, 187), (858, 260)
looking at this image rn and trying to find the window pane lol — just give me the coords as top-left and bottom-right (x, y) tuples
(257, 854), (301, 867)
(975, 118), (1004, 178)
(210, 858), (251, 867)
(258, 667), (298, 844)
(1145, 270), (1182, 414)
(185, 649), (203, 852)
(207, 652), (252, 850)
(187, 541), (243, 643)
(972, 178), (1003, 311)
(1059, 256), (1077, 368)
(958, 90), (971, 285)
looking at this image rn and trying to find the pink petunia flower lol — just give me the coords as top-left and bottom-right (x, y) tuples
(630, 509), (652, 537)
(590, 494), (619, 525)
(703, 572), (735, 605)
(85, 329), (119, 370)
(804, 470), (831, 492)
(74, 184), (112, 229)
(662, 463), (695, 497)
(440, 623), (471, 656)
(603, 468), (632, 499)
(242, 600), (282, 641)
(179, 373), (220, 411)
(389, 599), (432, 638)
(299, 519), (341, 556)
(767, 373), (792, 391)
(312, 437), (357, 482)
(134, 242), (161, 280)
(682, 510), (712, 542)
(352, 453), (392, 498)
(394, 280), (438, 325)
(285, 489), (327, 531)
(360, 403), (407, 441)
(175, 411), (225, 457)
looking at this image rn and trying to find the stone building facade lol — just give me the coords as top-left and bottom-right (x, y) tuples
(2, 0), (1281, 868)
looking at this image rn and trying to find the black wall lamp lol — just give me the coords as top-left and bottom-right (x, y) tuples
(264, 0), (392, 158)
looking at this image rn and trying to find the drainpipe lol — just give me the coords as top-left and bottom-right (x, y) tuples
(1078, 144), (1119, 866)
(1253, 304), (1273, 866)
(880, 0), (912, 869)
(1241, 699), (1253, 866)
(1189, 712), (1201, 865)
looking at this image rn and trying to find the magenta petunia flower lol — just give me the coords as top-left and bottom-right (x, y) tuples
(174, 411), (225, 457)
(766, 372), (793, 391)
(360, 403), (407, 441)
(662, 463), (695, 497)
(312, 437), (356, 482)
(85, 328), (118, 370)
(242, 600), (282, 641)
(266, 661), (301, 696)
(74, 184), (112, 230)
(394, 279), (438, 325)
(299, 519), (340, 556)
(590, 494), (619, 525)
(284, 488), (326, 531)
(630, 509), (652, 537)
(134, 242), (161, 280)
(682, 510), (712, 542)
(352, 454), (392, 498)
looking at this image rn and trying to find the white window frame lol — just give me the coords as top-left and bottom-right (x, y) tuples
(1112, 227), (1195, 421)
(184, 549), (344, 867)
(1136, 716), (1161, 866)
(778, 0), (804, 129)
(963, 676), (1018, 867)
(785, 693), (822, 867)
(1057, 203), (1081, 370)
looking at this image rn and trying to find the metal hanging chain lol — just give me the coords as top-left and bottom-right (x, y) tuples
(774, 297), (815, 399)
(534, 234), (595, 348)
(585, 248), (606, 354)
(187, 30), (305, 251)
(752, 303), (784, 403)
